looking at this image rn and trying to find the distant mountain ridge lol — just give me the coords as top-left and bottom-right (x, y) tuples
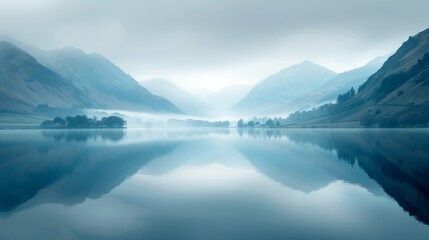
(0, 37), (182, 115)
(28, 44), (182, 113)
(233, 61), (337, 115)
(0, 41), (88, 112)
(140, 78), (216, 116)
(285, 28), (429, 127)
(276, 55), (389, 113)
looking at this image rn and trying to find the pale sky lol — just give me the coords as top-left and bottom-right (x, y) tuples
(1, 0), (429, 90)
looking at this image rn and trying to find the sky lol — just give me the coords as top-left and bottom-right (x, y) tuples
(1, 0), (429, 90)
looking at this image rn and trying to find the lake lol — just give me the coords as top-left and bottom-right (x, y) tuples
(0, 128), (429, 240)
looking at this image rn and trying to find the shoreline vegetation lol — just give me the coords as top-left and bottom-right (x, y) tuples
(41, 115), (126, 129)
(38, 116), (230, 129)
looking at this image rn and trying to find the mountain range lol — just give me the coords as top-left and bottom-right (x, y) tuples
(140, 81), (254, 117)
(285, 28), (429, 127)
(276, 55), (389, 113)
(0, 37), (182, 115)
(233, 61), (337, 115)
(0, 42), (88, 112)
(2, 27), (429, 127)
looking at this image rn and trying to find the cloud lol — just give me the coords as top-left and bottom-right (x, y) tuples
(1, 0), (429, 89)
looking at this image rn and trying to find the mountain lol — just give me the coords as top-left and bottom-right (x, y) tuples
(30, 47), (182, 113)
(0, 36), (182, 114)
(277, 55), (389, 113)
(233, 61), (337, 115)
(0, 41), (88, 113)
(283, 129), (429, 225)
(140, 78), (216, 116)
(189, 84), (253, 111)
(285, 28), (429, 127)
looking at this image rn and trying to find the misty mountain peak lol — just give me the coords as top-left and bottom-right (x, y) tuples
(296, 60), (320, 67)
(271, 61), (336, 82)
(366, 54), (392, 66)
(0, 34), (16, 43)
(54, 46), (87, 57)
(233, 60), (337, 115)
(0, 41), (38, 65)
(0, 40), (20, 51)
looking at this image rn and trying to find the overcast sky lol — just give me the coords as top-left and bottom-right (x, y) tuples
(1, 0), (429, 90)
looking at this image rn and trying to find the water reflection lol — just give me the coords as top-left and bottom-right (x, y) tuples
(237, 129), (429, 225)
(0, 129), (428, 239)
(0, 130), (179, 213)
(283, 129), (429, 225)
(41, 129), (126, 142)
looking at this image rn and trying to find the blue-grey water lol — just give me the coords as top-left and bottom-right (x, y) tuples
(1, 128), (429, 240)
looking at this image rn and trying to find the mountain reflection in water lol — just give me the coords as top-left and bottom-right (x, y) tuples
(0, 129), (428, 240)
(238, 129), (429, 225)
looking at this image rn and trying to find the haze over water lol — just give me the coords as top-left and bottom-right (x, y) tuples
(0, 128), (429, 240)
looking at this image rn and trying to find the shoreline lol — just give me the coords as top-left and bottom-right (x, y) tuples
(1, 126), (428, 131)
(0, 126), (127, 130)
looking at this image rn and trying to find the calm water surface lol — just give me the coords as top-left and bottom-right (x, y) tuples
(0, 128), (429, 240)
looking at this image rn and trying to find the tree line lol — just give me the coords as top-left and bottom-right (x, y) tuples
(41, 115), (126, 128)
(237, 118), (281, 128)
(336, 87), (356, 105)
(235, 87), (359, 127)
(284, 87), (358, 124)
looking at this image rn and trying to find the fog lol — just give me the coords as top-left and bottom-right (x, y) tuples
(1, 0), (429, 89)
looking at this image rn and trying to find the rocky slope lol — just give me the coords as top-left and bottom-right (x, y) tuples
(286, 28), (429, 127)
(0, 42), (88, 113)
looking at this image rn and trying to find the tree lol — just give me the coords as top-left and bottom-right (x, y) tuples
(276, 121), (280, 127)
(247, 121), (255, 128)
(73, 115), (90, 127)
(65, 116), (74, 127)
(350, 87), (356, 97)
(64, 115), (90, 128)
(337, 87), (356, 105)
(41, 120), (53, 127)
(237, 119), (244, 128)
(52, 117), (65, 127)
(102, 116), (126, 128)
(265, 118), (274, 128)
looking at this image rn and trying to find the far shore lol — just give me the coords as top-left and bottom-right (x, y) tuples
(0, 126), (127, 130)
(1, 125), (428, 131)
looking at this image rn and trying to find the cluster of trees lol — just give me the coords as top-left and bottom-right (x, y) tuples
(41, 115), (126, 128)
(284, 87), (360, 124)
(237, 118), (281, 128)
(166, 119), (231, 128)
(285, 103), (336, 123)
(234, 87), (361, 128)
(336, 87), (356, 105)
